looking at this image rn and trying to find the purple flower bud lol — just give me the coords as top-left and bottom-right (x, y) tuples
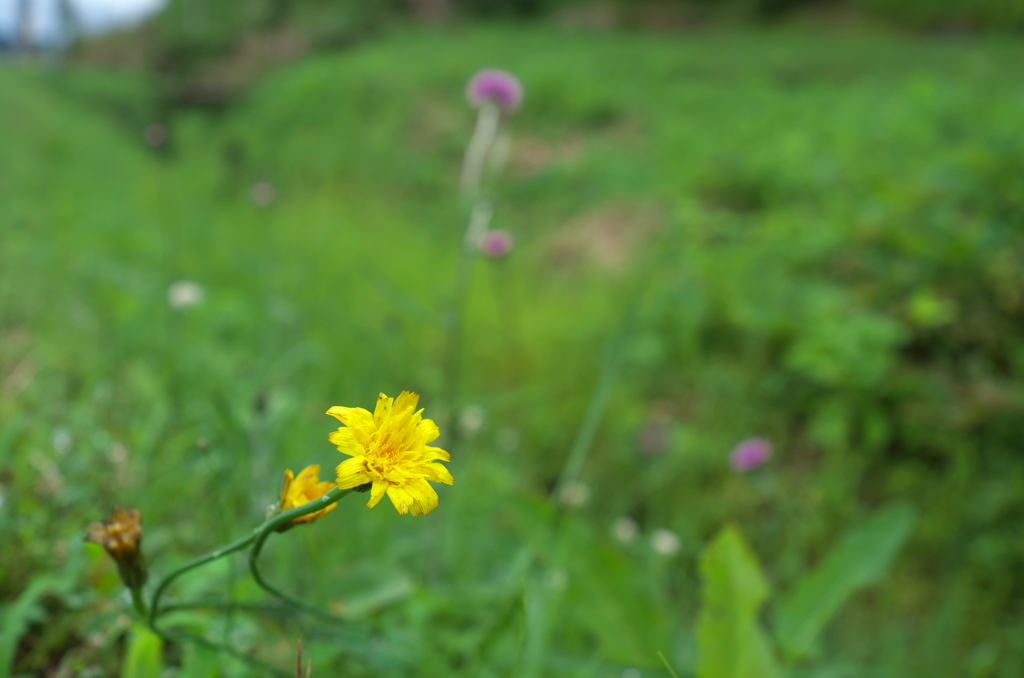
(466, 69), (523, 113)
(480, 229), (514, 258)
(729, 437), (773, 472)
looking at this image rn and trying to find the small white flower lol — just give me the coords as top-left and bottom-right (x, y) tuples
(543, 568), (568, 591)
(558, 480), (590, 509)
(52, 428), (72, 455)
(651, 528), (681, 556)
(250, 181), (277, 207)
(167, 280), (205, 309)
(611, 516), (638, 543)
(107, 442), (128, 464)
(458, 404), (486, 436)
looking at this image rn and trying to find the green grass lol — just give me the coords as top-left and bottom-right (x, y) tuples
(2, 24), (1023, 677)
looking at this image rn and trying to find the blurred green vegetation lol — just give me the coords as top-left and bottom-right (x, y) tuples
(147, 0), (1024, 30)
(2, 21), (1024, 677)
(71, 0), (1024, 113)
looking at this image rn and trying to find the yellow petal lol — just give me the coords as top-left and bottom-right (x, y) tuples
(373, 393), (393, 426)
(336, 456), (371, 489)
(409, 478), (439, 513)
(325, 405), (374, 444)
(329, 429), (365, 457)
(385, 484), (412, 515)
(395, 391), (420, 414)
(389, 479), (438, 517)
(367, 480), (388, 508)
(295, 464), (321, 482)
(280, 469), (295, 504)
(417, 418), (440, 444)
(423, 445), (450, 462)
(421, 463), (454, 485)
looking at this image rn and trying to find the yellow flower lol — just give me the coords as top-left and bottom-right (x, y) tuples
(85, 506), (148, 589)
(327, 391), (453, 516)
(278, 465), (338, 528)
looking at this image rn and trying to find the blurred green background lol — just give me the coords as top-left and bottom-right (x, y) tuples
(2, 0), (1024, 676)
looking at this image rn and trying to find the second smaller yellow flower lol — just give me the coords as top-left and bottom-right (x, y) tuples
(278, 465), (337, 530)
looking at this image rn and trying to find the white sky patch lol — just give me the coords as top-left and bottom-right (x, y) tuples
(72, 0), (166, 32)
(1, 0), (167, 44)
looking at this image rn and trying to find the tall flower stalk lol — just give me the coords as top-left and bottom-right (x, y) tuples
(446, 70), (523, 444)
(460, 101), (501, 201)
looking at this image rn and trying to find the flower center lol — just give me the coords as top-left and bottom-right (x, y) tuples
(365, 427), (406, 480)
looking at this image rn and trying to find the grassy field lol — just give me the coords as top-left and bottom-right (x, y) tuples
(2, 23), (1024, 677)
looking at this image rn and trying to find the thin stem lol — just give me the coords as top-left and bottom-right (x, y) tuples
(462, 198), (494, 252)
(551, 298), (639, 500)
(445, 201), (494, 447)
(142, 489), (354, 677)
(156, 627), (288, 678)
(160, 600), (291, 614)
(148, 530), (257, 630)
(130, 587), (148, 618)
(446, 105), (502, 444)
(147, 541), (287, 677)
(658, 650), (682, 678)
(248, 487), (353, 624)
(460, 103), (500, 199)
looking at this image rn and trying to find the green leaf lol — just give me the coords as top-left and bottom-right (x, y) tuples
(121, 623), (164, 678)
(0, 575), (70, 675)
(177, 644), (222, 678)
(519, 575), (553, 678)
(773, 502), (916, 661)
(697, 524), (783, 678)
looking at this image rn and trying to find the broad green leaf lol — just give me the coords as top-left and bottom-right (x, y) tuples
(121, 623), (164, 678)
(773, 502), (916, 661)
(697, 525), (783, 678)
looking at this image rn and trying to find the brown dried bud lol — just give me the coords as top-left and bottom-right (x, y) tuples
(85, 506), (148, 589)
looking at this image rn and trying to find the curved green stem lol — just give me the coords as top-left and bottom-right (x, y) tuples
(143, 530), (297, 678)
(148, 530), (257, 630)
(160, 600), (292, 614)
(141, 488), (353, 675)
(248, 487), (353, 623)
(146, 541), (287, 677)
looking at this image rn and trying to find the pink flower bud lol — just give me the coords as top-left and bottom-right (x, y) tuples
(466, 69), (523, 113)
(729, 437), (773, 472)
(480, 229), (514, 258)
